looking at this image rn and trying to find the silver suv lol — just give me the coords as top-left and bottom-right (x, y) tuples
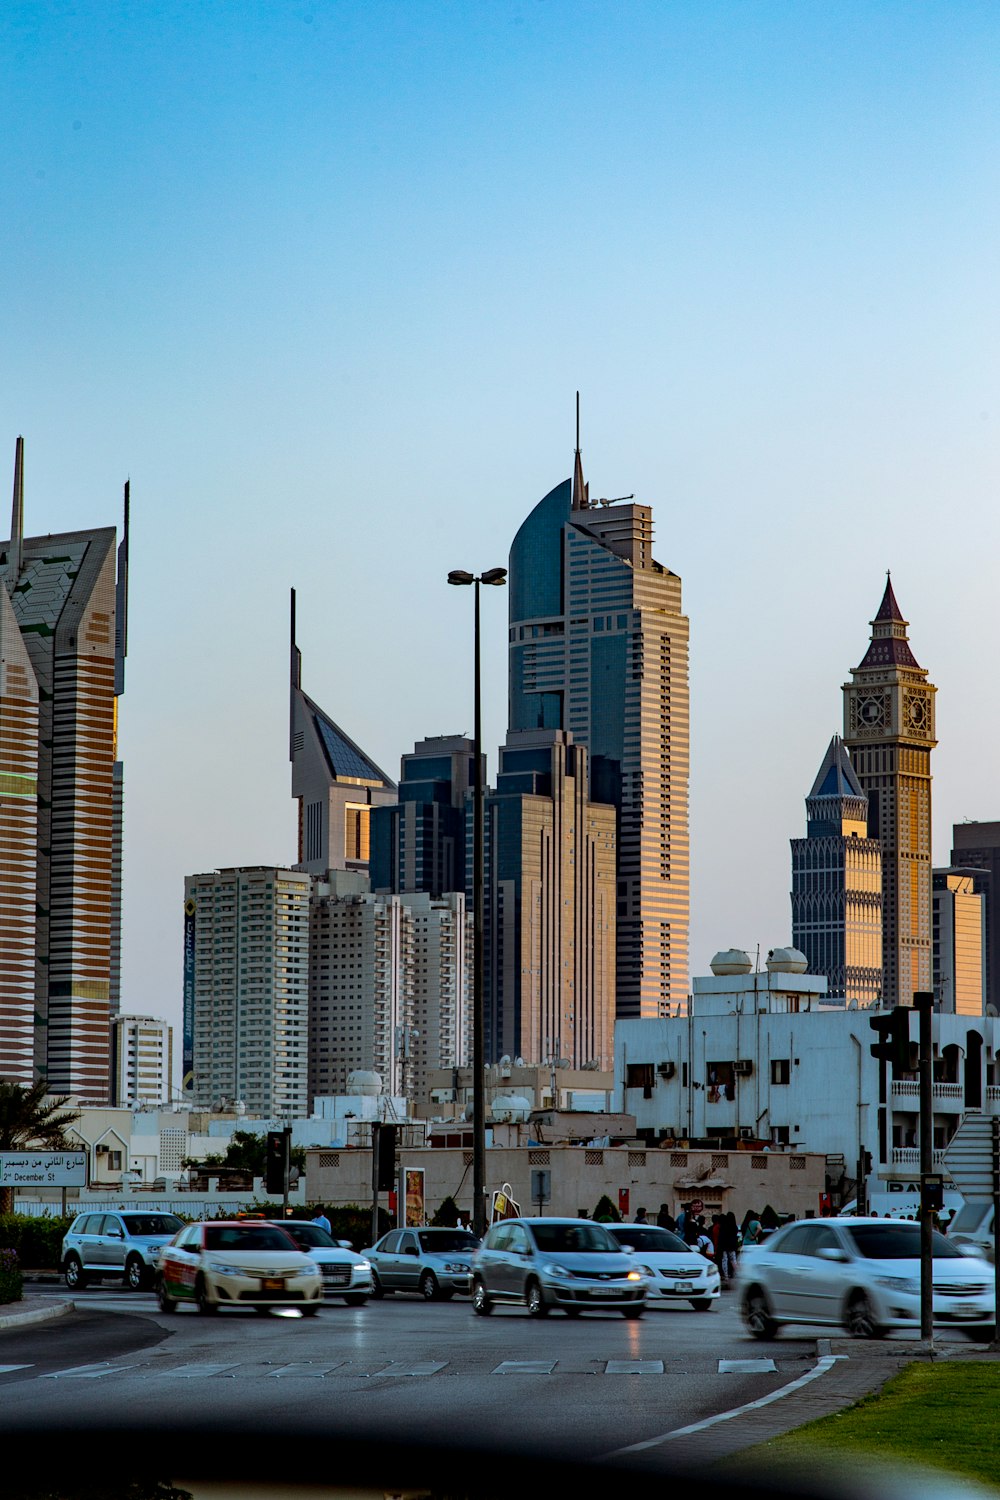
(62, 1211), (184, 1291)
(472, 1217), (647, 1318)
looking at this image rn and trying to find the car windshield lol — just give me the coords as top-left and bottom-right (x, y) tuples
(120, 1214), (183, 1237)
(609, 1226), (689, 1253)
(279, 1223), (336, 1249)
(845, 1225), (964, 1260)
(529, 1223), (618, 1254)
(203, 1226), (297, 1252)
(418, 1231), (479, 1252)
(949, 1203), (992, 1234)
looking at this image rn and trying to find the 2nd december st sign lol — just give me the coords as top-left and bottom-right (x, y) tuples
(0, 1151), (87, 1187)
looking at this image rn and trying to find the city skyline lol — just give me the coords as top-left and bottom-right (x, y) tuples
(2, 4), (996, 1066)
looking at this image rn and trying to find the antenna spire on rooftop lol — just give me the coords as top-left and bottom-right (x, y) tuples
(571, 391), (589, 510)
(6, 435), (24, 593)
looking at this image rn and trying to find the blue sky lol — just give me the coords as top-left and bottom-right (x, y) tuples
(2, 2), (998, 1062)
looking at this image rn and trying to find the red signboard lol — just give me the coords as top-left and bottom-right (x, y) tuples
(618, 1188), (630, 1217)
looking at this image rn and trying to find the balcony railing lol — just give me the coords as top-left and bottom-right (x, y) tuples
(890, 1080), (963, 1103)
(890, 1147), (946, 1168)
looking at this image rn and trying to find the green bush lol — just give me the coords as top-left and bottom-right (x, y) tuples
(0, 1214), (72, 1270)
(0, 1247), (23, 1303)
(431, 1196), (461, 1227)
(592, 1194), (621, 1223)
(244, 1201), (391, 1249)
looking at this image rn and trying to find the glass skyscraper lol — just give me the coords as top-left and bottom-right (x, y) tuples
(507, 447), (690, 1018)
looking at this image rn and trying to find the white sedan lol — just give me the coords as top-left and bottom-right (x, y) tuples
(267, 1220), (373, 1304)
(606, 1224), (720, 1309)
(156, 1220), (323, 1315)
(738, 1216), (995, 1339)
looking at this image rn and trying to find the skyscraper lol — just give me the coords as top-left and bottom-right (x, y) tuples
(843, 577), (936, 1007)
(932, 869), (984, 1016)
(790, 734), (882, 1006)
(370, 734), (476, 898)
(507, 428), (690, 1018)
(0, 438), (128, 1098)
(184, 866), (311, 1116)
(482, 728), (616, 1068)
(289, 590), (396, 877)
(951, 821), (1000, 1010)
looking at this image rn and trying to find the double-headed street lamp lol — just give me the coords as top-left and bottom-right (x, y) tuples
(447, 565), (507, 1237)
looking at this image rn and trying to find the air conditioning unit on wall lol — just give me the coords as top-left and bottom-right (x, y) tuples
(734, 1059), (753, 1076)
(656, 1061), (675, 1079)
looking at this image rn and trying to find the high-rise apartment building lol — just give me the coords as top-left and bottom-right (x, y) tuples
(307, 876), (472, 1107)
(112, 1014), (174, 1106)
(507, 439), (689, 1018)
(951, 821), (1000, 1010)
(289, 590), (396, 877)
(370, 735), (476, 898)
(932, 869), (984, 1016)
(790, 735), (882, 1006)
(483, 729), (616, 1068)
(183, 867), (311, 1116)
(843, 578), (936, 1007)
(0, 438), (128, 1097)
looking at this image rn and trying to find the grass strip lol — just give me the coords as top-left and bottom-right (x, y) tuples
(740, 1361), (1000, 1487)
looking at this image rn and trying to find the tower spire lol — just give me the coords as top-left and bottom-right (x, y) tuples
(571, 391), (589, 510)
(289, 587), (302, 762)
(6, 435), (24, 593)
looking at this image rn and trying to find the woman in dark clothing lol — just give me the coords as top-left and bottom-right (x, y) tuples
(718, 1211), (740, 1284)
(656, 1203), (676, 1233)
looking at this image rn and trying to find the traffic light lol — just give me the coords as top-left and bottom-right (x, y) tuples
(265, 1130), (288, 1197)
(377, 1125), (397, 1192)
(869, 1008), (912, 1072)
(862, 1151), (873, 1177)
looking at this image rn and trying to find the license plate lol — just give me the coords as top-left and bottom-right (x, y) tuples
(261, 1278), (283, 1291)
(595, 1287), (624, 1297)
(673, 1281), (693, 1293)
(952, 1307), (981, 1319)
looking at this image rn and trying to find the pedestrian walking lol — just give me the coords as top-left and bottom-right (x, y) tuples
(311, 1205), (331, 1234)
(633, 1206), (649, 1225)
(718, 1211), (740, 1285)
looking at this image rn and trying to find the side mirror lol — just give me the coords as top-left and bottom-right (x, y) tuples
(404, 1246), (419, 1257)
(816, 1246), (847, 1263)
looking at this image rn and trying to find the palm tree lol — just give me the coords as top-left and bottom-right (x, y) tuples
(0, 1081), (80, 1215)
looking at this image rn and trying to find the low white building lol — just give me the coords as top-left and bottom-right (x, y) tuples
(613, 947), (1000, 1200)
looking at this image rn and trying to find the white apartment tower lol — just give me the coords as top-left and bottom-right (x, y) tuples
(112, 1014), (173, 1106)
(183, 867), (311, 1117)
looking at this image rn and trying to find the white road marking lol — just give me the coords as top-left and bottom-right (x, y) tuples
(492, 1360), (556, 1374)
(268, 1363), (349, 1377)
(0, 1365), (32, 1375)
(44, 1362), (135, 1379)
(372, 1361), (448, 1377)
(718, 1358), (777, 1374)
(159, 1363), (241, 1378)
(605, 1360), (665, 1375)
(605, 1355), (842, 1454)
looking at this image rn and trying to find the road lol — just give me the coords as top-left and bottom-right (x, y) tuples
(0, 1287), (818, 1460)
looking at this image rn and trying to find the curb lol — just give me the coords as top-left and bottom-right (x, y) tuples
(0, 1298), (75, 1331)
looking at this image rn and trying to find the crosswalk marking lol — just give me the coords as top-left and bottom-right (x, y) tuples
(160, 1363), (241, 1378)
(492, 1360), (556, 1374)
(268, 1362), (349, 1377)
(0, 1364), (31, 1375)
(717, 1358), (777, 1374)
(373, 1360), (448, 1377)
(605, 1360), (664, 1374)
(43, 1362), (134, 1379)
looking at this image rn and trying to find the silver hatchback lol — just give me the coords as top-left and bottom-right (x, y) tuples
(472, 1218), (647, 1318)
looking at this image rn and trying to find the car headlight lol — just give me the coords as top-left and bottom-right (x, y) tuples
(301, 1261), (320, 1277)
(355, 1259), (371, 1272)
(442, 1262), (469, 1272)
(206, 1260), (248, 1276)
(626, 1270), (643, 1282)
(544, 1262), (570, 1276)
(634, 1264), (655, 1277)
(875, 1276), (918, 1294)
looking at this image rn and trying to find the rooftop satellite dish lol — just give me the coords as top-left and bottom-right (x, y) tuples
(500, 1055), (512, 1067)
(514, 1057), (525, 1067)
(987, 1004), (998, 1017)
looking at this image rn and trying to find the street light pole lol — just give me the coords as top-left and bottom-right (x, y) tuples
(448, 566), (506, 1238)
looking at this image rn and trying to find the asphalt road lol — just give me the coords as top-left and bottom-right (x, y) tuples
(0, 1287), (819, 1461)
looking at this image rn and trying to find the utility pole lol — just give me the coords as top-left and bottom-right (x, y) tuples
(371, 1122), (381, 1247)
(915, 991), (934, 1346)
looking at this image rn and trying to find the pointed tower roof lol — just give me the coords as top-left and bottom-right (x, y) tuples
(808, 734), (865, 801)
(856, 572), (921, 671)
(571, 391), (589, 510)
(4, 436), (24, 594)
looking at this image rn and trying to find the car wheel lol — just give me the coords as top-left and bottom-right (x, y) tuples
(526, 1280), (549, 1318)
(564, 1306), (582, 1318)
(195, 1276), (218, 1316)
(124, 1255), (147, 1292)
(370, 1273), (385, 1299)
(419, 1271), (439, 1301)
(472, 1278), (493, 1316)
(622, 1306), (644, 1320)
(63, 1255), (87, 1291)
(845, 1291), (884, 1340)
(302, 1305), (319, 1317)
(344, 1294), (368, 1307)
(690, 1298), (714, 1311)
(743, 1287), (778, 1340)
(156, 1275), (177, 1314)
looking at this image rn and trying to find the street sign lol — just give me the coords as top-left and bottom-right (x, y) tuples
(0, 1151), (86, 1187)
(942, 1113), (995, 1199)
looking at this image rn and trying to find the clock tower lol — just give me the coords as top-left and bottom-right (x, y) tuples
(843, 576), (936, 1007)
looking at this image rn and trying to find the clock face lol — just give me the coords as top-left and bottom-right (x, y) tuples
(858, 696), (885, 728)
(907, 695), (927, 730)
